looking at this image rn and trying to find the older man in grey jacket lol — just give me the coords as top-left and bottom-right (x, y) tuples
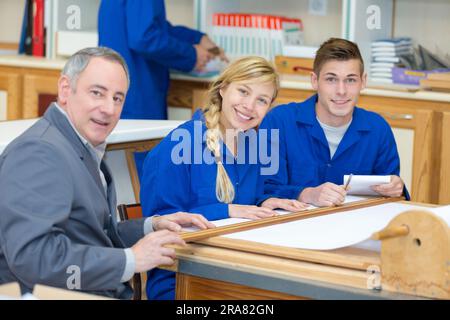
(0, 47), (213, 299)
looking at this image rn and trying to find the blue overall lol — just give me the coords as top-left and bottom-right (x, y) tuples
(140, 117), (274, 299)
(259, 94), (410, 200)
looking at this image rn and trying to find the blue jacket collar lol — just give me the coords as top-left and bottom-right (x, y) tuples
(43, 103), (109, 201)
(295, 94), (370, 131)
(295, 94), (371, 160)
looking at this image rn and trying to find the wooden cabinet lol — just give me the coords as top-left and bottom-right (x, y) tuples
(0, 65), (59, 120)
(22, 73), (59, 118)
(439, 112), (450, 204)
(361, 105), (436, 203)
(176, 273), (302, 300)
(173, 232), (422, 300)
(355, 95), (450, 204)
(167, 79), (210, 111)
(0, 71), (22, 119)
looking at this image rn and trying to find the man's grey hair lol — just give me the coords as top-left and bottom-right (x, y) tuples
(61, 47), (130, 90)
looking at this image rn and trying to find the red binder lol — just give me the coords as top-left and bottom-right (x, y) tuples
(32, 0), (45, 57)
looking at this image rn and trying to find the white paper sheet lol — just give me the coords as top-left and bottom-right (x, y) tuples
(344, 175), (391, 196)
(352, 239), (381, 252)
(183, 200), (450, 251)
(343, 205), (450, 251)
(223, 203), (416, 250)
(222, 203), (450, 250)
(182, 195), (370, 232)
(428, 205), (450, 226)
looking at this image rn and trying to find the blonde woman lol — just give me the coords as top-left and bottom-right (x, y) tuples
(140, 56), (307, 300)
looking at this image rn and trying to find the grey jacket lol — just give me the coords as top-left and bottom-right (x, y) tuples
(0, 104), (145, 299)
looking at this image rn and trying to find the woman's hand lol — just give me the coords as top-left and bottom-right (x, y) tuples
(229, 204), (277, 220)
(261, 197), (309, 212)
(152, 212), (215, 232)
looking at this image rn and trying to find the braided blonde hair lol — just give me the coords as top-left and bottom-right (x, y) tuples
(202, 56), (279, 203)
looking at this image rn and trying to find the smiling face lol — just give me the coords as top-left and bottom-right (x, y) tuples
(218, 81), (275, 132)
(57, 57), (128, 146)
(311, 59), (366, 127)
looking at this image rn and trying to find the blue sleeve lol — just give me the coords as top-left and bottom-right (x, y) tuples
(255, 171), (276, 206)
(140, 139), (192, 218)
(125, 1), (196, 72)
(373, 119), (411, 200)
(259, 114), (303, 200)
(167, 21), (204, 45)
(140, 135), (230, 221)
(0, 140), (126, 291)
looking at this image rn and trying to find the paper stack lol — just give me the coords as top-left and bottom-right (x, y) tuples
(370, 38), (413, 84)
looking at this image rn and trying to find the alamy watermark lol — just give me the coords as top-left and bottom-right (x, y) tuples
(366, 264), (381, 290)
(170, 121), (280, 176)
(66, 5), (81, 30)
(66, 265), (81, 290)
(366, 5), (381, 30)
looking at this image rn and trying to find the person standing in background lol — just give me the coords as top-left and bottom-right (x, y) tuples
(98, 0), (227, 178)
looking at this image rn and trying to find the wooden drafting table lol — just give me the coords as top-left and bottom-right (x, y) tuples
(168, 198), (449, 300)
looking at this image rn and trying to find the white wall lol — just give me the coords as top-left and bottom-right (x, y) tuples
(166, 0), (195, 28)
(0, 0), (25, 43)
(394, 0), (450, 61)
(0, 90), (7, 121)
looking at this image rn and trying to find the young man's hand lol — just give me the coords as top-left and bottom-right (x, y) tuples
(371, 175), (404, 197)
(299, 182), (347, 207)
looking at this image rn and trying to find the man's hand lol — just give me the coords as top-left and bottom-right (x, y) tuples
(194, 45), (213, 71)
(131, 230), (185, 273)
(199, 35), (229, 62)
(261, 197), (309, 212)
(132, 213), (215, 273)
(152, 212), (215, 232)
(299, 182), (347, 207)
(371, 175), (404, 197)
